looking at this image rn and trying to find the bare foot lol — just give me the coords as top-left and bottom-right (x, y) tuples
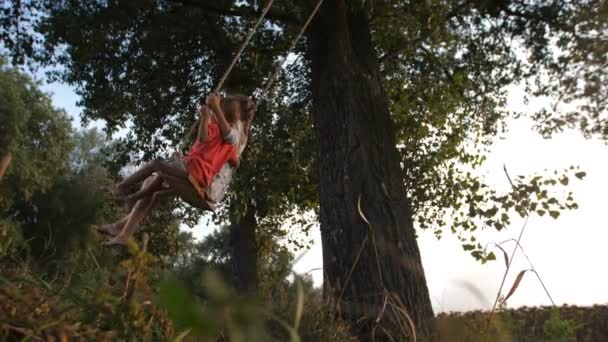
(93, 223), (121, 236)
(103, 234), (130, 246)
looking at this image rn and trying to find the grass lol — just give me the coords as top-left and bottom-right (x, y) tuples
(0, 162), (598, 341)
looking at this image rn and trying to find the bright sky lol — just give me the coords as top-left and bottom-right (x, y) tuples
(39, 75), (607, 314)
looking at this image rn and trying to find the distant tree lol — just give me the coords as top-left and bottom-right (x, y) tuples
(0, 57), (73, 212)
(170, 226), (294, 299)
(10, 129), (114, 262)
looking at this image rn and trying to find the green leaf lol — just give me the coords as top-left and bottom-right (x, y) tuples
(559, 176), (569, 185)
(574, 171), (586, 179)
(515, 205), (526, 218)
(549, 211), (560, 219)
(501, 213), (509, 222)
(537, 209), (546, 216)
(157, 276), (215, 337)
(485, 206), (499, 217)
(486, 252), (497, 261)
(462, 244), (475, 251)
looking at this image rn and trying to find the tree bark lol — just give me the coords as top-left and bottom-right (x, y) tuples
(230, 206), (259, 294)
(307, 1), (434, 339)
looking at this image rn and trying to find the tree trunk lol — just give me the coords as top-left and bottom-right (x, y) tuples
(307, 1), (434, 339)
(230, 206), (259, 294)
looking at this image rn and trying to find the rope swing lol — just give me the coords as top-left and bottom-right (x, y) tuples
(178, 0), (323, 151)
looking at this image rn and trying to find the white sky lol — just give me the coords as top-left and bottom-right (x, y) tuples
(40, 76), (607, 314)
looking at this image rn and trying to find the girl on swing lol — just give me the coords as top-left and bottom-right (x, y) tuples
(96, 92), (254, 245)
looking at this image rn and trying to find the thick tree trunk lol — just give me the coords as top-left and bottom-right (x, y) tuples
(308, 1), (434, 339)
(230, 206), (259, 294)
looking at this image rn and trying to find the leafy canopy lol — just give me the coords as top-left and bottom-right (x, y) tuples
(1, 0), (605, 259)
(0, 57), (73, 211)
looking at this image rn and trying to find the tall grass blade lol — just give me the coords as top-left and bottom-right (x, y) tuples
(357, 194), (371, 225)
(495, 244), (510, 269)
(294, 277), (304, 331)
(503, 269), (531, 304)
(173, 328), (191, 342)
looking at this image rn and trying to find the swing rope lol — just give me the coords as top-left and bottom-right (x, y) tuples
(213, 0), (276, 94)
(178, 0), (323, 152)
(178, 0), (276, 152)
(255, 0), (324, 105)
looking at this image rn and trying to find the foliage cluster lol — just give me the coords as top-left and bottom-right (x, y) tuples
(0, 66), (351, 340)
(2, 0), (605, 257)
(1, 229), (356, 341)
(4, 237), (605, 342)
(434, 304), (606, 342)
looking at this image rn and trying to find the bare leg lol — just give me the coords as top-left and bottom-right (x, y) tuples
(112, 159), (189, 196)
(104, 197), (155, 245)
(105, 176), (162, 245)
(104, 171), (212, 246)
(104, 188), (174, 246)
(160, 174), (213, 211)
(120, 175), (164, 205)
(98, 175), (160, 236)
(93, 216), (128, 236)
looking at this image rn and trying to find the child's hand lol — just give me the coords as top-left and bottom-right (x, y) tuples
(206, 92), (221, 110)
(198, 104), (211, 117)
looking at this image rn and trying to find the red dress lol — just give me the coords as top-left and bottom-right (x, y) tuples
(184, 121), (237, 197)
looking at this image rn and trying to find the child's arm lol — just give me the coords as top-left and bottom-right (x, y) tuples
(206, 92), (233, 138)
(196, 105), (211, 143)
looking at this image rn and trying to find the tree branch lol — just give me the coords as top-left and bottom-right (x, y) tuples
(200, 14), (285, 57)
(419, 46), (473, 113)
(171, 0), (300, 26)
(502, 7), (575, 35)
